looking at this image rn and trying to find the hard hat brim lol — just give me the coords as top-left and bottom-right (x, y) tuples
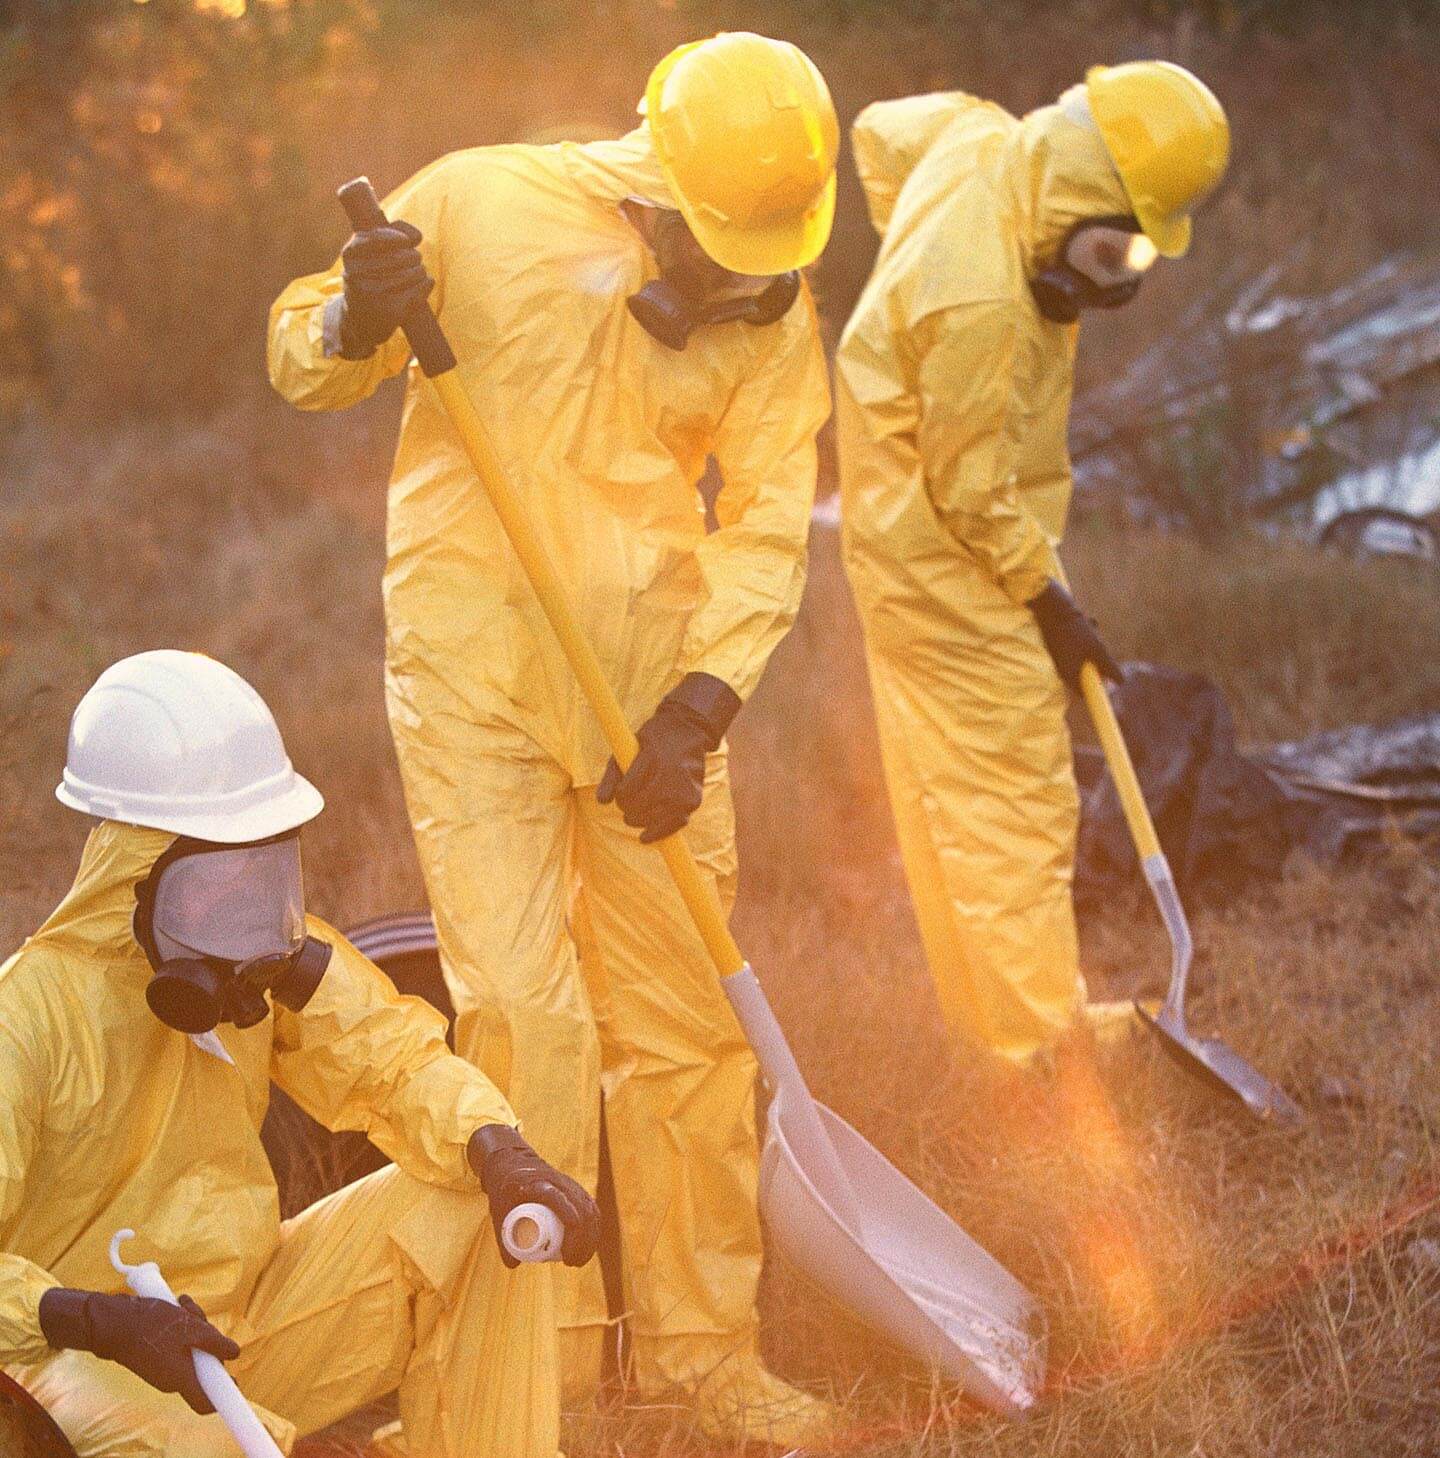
(1138, 205), (1191, 259)
(679, 169), (836, 277)
(56, 771), (324, 844)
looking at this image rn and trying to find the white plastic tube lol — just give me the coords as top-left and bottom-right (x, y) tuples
(501, 1202), (564, 1263)
(109, 1230), (283, 1458)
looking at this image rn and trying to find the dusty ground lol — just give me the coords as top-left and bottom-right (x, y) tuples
(2, 417), (1438, 1455)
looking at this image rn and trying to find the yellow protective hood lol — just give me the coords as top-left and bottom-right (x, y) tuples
(558, 124), (674, 210)
(852, 91), (1000, 233)
(29, 820), (175, 970)
(1010, 96), (1134, 272)
(852, 89), (1131, 273)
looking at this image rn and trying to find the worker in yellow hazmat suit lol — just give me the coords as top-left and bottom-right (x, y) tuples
(268, 32), (837, 1445)
(836, 63), (1230, 1064)
(1, 652), (599, 1458)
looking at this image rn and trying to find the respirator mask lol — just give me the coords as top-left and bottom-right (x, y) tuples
(133, 833), (331, 1033)
(626, 205), (800, 350)
(1030, 216), (1159, 324)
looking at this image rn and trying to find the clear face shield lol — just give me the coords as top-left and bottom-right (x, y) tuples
(135, 835), (331, 1034)
(149, 838), (306, 967)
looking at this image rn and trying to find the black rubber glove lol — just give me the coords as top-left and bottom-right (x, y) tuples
(596, 672), (741, 843)
(39, 1288), (239, 1415)
(468, 1125), (600, 1271)
(337, 220), (433, 360)
(1028, 580), (1123, 691)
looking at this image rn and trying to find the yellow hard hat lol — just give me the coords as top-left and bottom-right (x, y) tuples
(644, 32), (839, 276)
(1086, 61), (1230, 259)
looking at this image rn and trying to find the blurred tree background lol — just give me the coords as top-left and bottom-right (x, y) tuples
(5, 18), (1440, 1458)
(1, 0), (1437, 423)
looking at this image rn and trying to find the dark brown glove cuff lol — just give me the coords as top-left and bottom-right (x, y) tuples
(660, 672), (742, 752)
(335, 301), (381, 362)
(39, 1288), (95, 1352)
(466, 1123), (528, 1184)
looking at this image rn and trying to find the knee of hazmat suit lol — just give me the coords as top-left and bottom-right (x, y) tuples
(0, 652), (563, 1456)
(835, 71), (1228, 1062)
(265, 35), (837, 1445)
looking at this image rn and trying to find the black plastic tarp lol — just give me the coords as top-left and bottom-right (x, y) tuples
(1074, 665), (1440, 907)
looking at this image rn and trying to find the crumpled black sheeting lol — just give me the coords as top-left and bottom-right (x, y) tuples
(1074, 665), (1440, 907)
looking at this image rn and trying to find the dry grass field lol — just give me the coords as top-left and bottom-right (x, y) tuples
(5, 4), (1439, 1453)
(3, 407), (1438, 1455)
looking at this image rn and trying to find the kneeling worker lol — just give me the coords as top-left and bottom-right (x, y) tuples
(0, 650), (599, 1458)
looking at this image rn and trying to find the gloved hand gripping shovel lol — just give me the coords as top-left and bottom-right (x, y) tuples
(338, 178), (1045, 1414)
(1077, 663), (1303, 1124)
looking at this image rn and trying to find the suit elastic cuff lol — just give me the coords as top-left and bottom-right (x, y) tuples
(3, 1263), (65, 1364)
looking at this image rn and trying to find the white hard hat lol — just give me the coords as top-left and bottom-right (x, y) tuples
(56, 650), (324, 843)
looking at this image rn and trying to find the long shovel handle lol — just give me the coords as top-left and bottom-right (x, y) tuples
(1077, 665), (1161, 862)
(1078, 663), (1194, 1019)
(337, 178), (747, 982)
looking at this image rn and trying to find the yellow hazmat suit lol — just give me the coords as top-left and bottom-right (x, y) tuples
(836, 92), (1133, 1064)
(0, 821), (556, 1458)
(268, 128), (829, 1417)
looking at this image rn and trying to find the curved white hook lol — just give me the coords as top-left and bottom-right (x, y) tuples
(108, 1228), (140, 1279)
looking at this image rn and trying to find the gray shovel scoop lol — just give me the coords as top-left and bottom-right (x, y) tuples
(1075, 663), (1304, 1125)
(1131, 866), (1304, 1124)
(725, 969), (1047, 1414)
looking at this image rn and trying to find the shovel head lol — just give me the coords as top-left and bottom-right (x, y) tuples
(1136, 1002), (1303, 1125)
(759, 1092), (1046, 1414)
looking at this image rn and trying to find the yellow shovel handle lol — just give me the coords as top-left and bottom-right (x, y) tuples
(1043, 551), (1163, 863)
(1077, 662), (1163, 862)
(333, 182), (744, 980)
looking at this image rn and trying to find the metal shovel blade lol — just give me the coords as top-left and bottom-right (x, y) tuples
(760, 1093), (1046, 1414)
(1135, 1001), (1304, 1125)
(1077, 666), (1302, 1126)
(725, 968), (1045, 1414)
